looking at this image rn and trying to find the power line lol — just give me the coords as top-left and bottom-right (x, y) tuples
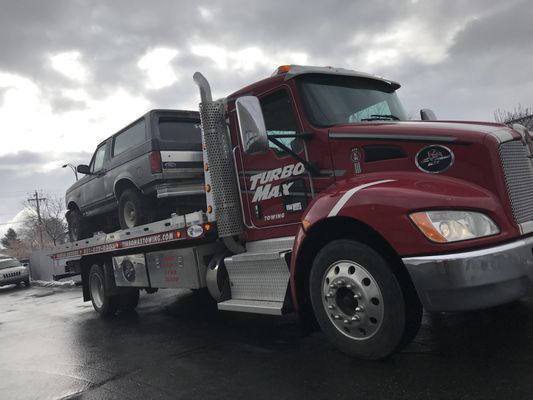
(27, 191), (47, 248)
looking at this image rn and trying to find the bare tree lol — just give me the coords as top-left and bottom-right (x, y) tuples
(21, 193), (67, 248)
(1, 228), (31, 259)
(494, 104), (532, 124)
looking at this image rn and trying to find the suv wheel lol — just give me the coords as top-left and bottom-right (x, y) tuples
(118, 188), (148, 229)
(67, 209), (90, 242)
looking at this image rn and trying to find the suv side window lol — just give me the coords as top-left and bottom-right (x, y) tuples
(113, 119), (146, 156)
(90, 144), (106, 173)
(260, 90), (302, 156)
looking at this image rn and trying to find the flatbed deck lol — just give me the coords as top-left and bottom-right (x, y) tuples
(50, 211), (214, 262)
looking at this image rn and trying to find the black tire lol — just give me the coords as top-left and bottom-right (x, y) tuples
(67, 209), (90, 241)
(309, 239), (421, 360)
(88, 264), (119, 316)
(119, 290), (140, 312)
(118, 188), (149, 229)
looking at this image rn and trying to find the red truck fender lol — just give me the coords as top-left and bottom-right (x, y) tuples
(289, 171), (513, 310)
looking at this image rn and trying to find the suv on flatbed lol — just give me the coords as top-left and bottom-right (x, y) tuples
(66, 109), (205, 241)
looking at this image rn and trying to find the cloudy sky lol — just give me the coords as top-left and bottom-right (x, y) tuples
(1, 0), (532, 233)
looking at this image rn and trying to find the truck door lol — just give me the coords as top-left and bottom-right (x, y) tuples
(237, 88), (311, 229)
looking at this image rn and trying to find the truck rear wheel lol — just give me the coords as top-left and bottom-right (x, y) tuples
(118, 188), (149, 229)
(89, 264), (119, 316)
(119, 290), (140, 312)
(309, 239), (420, 360)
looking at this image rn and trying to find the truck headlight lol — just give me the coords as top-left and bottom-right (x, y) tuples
(409, 211), (499, 243)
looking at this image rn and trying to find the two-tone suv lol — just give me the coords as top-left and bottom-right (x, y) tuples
(65, 109), (205, 241)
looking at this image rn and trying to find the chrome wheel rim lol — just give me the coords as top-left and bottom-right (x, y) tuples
(321, 260), (384, 340)
(123, 201), (137, 228)
(90, 272), (104, 309)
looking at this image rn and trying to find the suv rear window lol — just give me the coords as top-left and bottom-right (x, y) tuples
(158, 119), (202, 148)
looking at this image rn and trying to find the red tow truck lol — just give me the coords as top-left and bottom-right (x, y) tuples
(50, 65), (533, 359)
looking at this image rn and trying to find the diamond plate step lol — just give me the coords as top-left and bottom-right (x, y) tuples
(223, 236), (294, 306)
(217, 299), (284, 315)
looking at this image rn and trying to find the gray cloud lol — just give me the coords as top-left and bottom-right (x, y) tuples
(4, 0), (525, 114)
(1, 0), (532, 222)
(0, 151), (91, 227)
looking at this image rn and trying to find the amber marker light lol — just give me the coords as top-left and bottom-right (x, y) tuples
(409, 212), (447, 243)
(205, 184), (211, 193)
(207, 206), (213, 214)
(275, 65), (291, 75)
(204, 163), (209, 172)
(302, 219), (312, 232)
(175, 231), (182, 238)
(204, 223), (212, 232)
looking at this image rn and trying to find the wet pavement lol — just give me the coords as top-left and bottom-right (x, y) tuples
(1, 283), (533, 400)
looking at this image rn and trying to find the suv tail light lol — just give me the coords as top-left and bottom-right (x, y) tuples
(150, 151), (162, 173)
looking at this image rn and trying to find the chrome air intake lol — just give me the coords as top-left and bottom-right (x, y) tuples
(194, 72), (244, 238)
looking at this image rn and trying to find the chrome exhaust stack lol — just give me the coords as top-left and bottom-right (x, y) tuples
(194, 72), (244, 251)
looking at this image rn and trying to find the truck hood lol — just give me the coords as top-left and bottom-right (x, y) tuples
(330, 120), (519, 144)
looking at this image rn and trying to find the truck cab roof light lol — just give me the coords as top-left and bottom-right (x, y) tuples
(273, 65), (292, 75)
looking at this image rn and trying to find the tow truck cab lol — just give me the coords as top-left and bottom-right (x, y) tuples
(220, 65), (533, 311)
(56, 65), (533, 360)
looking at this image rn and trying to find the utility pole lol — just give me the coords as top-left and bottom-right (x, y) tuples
(27, 191), (47, 249)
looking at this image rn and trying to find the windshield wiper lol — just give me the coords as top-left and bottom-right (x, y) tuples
(361, 114), (400, 121)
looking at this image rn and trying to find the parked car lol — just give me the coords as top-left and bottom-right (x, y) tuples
(65, 109), (206, 241)
(0, 258), (30, 287)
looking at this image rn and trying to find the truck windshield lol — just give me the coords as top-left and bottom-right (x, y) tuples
(297, 74), (407, 127)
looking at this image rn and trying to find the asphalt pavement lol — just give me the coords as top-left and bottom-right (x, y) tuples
(1, 283), (533, 400)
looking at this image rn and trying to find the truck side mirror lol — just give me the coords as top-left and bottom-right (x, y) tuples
(235, 96), (268, 154)
(77, 164), (91, 175)
(420, 109), (437, 120)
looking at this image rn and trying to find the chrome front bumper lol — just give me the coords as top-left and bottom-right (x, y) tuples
(403, 236), (533, 312)
(0, 272), (29, 286)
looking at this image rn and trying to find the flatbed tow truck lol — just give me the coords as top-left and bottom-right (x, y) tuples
(50, 65), (533, 359)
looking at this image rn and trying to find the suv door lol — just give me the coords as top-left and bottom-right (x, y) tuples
(82, 142), (109, 216)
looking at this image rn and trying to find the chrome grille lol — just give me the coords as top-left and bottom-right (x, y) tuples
(499, 140), (533, 224)
(2, 271), (21, 278)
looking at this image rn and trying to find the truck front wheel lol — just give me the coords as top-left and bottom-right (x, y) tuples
(89, 264), (119, 316)
(309, 239), (420, 360)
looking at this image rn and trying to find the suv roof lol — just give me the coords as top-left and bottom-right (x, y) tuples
(95, 109), (199, 148)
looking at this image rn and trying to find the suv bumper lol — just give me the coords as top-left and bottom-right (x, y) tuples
(403, 236), (533, 312)
(156, 182), (204, 198)
(0, 272), (29, 286)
